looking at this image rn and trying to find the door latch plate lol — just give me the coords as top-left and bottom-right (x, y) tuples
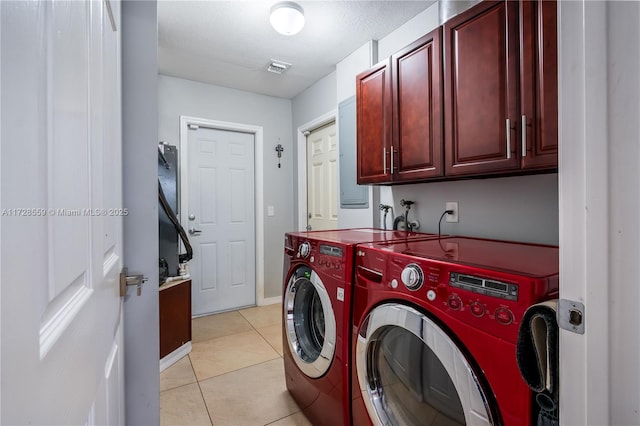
(558, 299), (585, 334)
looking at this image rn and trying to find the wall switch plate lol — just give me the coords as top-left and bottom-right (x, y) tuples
(446, 202), (458, 223)
(267, 205), (275, 217)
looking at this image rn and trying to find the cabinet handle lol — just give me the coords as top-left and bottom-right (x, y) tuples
(521, 115), (527, 157)
(383, 147), (387, 174)
(506, 118), (511, 160)
(391, 149), (395, 174)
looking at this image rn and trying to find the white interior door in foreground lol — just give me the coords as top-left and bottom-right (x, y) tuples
(187, 126), (256, 315)
(1, 1), (124, 424)
(307, 122), (338, 231)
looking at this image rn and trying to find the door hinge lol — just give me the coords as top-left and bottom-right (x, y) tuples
(558, 299), (585, 334)
(120, 267), (149, 297)
(188, 124), (199, 130)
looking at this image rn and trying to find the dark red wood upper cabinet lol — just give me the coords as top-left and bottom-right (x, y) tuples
(356, 0), (558, 185)
(444, 0), (521, 177)
(392, 27), (444, 181)
(520, 0), (558, 169)
(356, 59), (392, 184)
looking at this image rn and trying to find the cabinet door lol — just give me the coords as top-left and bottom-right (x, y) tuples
(520, 0), (558, 169)
(356, 60), (392, 184)
(392, 27), (444, 181)
(159, 280), (192, 359)
(444, 0), (520, 176)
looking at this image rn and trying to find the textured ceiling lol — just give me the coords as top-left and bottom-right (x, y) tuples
(158, 1), (435, 99)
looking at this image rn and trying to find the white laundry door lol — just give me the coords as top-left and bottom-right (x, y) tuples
(1, 1), (124, 424)
(307, 123), (338, 231)
(187, 126), (256, 315)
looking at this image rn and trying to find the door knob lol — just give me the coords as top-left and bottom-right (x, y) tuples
(189, 228), (202, 235)
(188, 214), (196, 221)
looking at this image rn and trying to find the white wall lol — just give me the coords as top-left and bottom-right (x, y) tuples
(158, 75), (293, 299)
(292, 71), (337, 132)
(386, 174), (558, 244)
(378, 2), (439, 60)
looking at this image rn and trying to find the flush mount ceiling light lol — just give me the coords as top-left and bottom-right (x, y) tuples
(270, 1), (305, 36)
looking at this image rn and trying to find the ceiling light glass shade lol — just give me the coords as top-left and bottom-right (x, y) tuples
(270, 2), (305, 36)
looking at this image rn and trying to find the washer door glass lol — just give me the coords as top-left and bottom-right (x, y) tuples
(284, 266), (336, 378)
(356, 303), (494, 426)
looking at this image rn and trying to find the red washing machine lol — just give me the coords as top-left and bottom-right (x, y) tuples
(282, 229), (445, 426)
(351, 237), (559, 426)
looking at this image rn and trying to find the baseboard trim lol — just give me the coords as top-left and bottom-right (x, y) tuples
(159, 341), (192, 372)
(259, 296), (282, 306)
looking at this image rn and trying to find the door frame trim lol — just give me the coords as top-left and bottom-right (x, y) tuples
(296, 110), (336, 231)
(179, 116), (266, 306)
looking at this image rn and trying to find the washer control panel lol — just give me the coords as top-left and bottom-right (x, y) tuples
(288, 236), (350, 281)
(449, 272), (518, 301)
(377, 257), (556, 343)
(319, 244), (343, 258)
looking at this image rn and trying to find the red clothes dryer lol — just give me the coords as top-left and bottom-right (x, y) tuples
(282, 229), (445, 426)
(351, 237), (559, 426)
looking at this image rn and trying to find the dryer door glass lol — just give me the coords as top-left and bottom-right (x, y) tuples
(356, 303), (493, 426)
(375, 326), (465, 424)
(284, 267), (337, 378)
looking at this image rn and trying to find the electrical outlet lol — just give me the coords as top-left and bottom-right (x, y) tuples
(446, 202), (458, 223)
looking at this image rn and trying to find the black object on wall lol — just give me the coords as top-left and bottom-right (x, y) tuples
(157, 143), (196, 282)
(158, 144), (179, 280)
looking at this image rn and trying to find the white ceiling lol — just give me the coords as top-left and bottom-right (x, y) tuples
(158, 1), (435, 99)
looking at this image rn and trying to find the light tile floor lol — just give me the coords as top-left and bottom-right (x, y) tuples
(160, 304), (312, 426)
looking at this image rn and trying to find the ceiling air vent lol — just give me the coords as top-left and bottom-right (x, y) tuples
(267, 60), (292, 75)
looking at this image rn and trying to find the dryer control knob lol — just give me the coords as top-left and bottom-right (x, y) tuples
(426, 290), (437, 301)
(470, 302), (485, 317)
(401, 264), (424, 290)
(298, 242), (311, 258)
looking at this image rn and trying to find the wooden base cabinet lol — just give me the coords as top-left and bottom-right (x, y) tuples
(159, 279), (192, 359)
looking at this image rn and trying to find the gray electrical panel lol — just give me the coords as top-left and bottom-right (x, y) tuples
(339, 96), (369, 209)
